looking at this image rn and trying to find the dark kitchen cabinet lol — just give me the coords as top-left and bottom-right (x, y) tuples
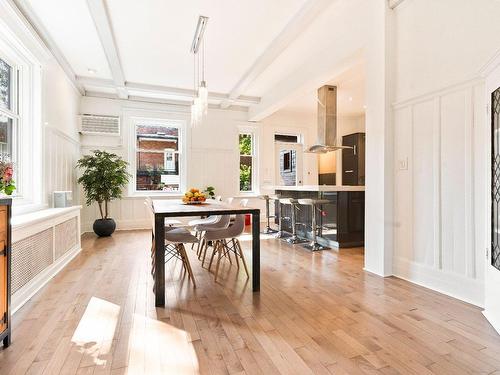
(342, 132), (365, 186)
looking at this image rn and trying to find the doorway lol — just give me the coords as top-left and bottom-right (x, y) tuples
(274, 142), (304, 186)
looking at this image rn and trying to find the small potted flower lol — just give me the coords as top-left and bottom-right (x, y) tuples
(0, 156), (15, 196)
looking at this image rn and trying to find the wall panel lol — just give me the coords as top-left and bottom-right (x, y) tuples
(393, 81), (483, 306)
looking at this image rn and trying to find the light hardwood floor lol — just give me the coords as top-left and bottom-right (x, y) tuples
(0, 229), (499, 374)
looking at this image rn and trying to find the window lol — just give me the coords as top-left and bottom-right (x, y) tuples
(274, 134), (299, 143)
(135, 121), (182, 192)
(0, 57), (17, 182)
(239, 132), (255, 192)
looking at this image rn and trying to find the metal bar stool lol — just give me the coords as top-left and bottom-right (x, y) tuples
(259, 194), (279, 234)
(297, 198), (331, 251)
(278, 198), (307, 244)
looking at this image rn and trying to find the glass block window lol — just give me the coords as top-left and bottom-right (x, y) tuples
(492, 87), (500, 271)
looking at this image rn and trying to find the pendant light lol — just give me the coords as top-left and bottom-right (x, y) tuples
(190, 16), (209, 127)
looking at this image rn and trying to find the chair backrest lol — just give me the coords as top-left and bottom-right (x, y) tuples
(204, 214), (245, 241)
(225, 197), (234, 205)
(239, 198), (249, 207)
(214, 195), (222, 201)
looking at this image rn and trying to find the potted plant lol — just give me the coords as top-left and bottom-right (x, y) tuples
(77, 150), (130, 237)
(205, 186), (216, 199)
(0, 156), (15, 196)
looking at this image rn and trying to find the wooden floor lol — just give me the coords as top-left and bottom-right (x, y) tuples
(0, 230), (500, 375)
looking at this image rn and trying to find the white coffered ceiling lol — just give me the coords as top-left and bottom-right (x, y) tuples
(15, 0), (365, 116)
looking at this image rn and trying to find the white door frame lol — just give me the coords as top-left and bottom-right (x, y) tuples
(482, 51), (500, 334)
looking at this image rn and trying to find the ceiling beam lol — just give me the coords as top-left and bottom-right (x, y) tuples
(248, 50), (364, 121)
(86, 0), (128, 99)
(11, 0), (84, 95)
(77, 76), (260, 106)
(84, 90), (249, 112)
(219, 0), (333, 109)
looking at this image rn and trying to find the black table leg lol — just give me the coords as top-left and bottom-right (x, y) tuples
(154, 214), (165, 306)
(252, 211), (260, 292)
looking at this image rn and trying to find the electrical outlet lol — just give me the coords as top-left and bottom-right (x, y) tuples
(399, 158), (408, 170)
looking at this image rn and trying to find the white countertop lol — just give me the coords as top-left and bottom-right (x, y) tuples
(273, 185), (365, 192)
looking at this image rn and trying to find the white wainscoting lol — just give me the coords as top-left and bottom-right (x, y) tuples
(44, 125), (80, 206)
(393, 78), (486, 307)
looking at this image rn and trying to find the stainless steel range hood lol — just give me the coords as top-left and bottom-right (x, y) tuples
(306, 85), (351, 153)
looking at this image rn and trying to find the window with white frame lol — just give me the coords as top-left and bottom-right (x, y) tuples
(0, 57), (17, 186)
(0, 57), (19, 166)
(135, 120), (183, 192)
(239, 132), (256, 192)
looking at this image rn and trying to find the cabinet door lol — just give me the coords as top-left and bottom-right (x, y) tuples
(0, 207), (6, 334)
(342, 134), (358, 185)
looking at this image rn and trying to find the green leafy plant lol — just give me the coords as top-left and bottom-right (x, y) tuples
(77, 150), (130, 219)
(239, 164), (251, 191)
(205, 186), (216, 199)
(0, 158), (15, 196)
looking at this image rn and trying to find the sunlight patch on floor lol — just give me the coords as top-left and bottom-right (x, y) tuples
(127, 313), (199, 374)
(71, 296), (121, 366)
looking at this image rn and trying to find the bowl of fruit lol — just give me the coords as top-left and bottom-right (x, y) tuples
(182, 188), (207, 204)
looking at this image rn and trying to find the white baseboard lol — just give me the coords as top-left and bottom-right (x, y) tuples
(393, 257), (484, 307)
(12, 245), (82, 314)
(483, 310), (500, 335)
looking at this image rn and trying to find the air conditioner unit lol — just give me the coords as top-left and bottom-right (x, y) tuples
(79, 114), (120, 136)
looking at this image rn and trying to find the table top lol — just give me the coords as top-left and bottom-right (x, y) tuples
(152, 199), (260, 217)
(274, 185), (365, 192)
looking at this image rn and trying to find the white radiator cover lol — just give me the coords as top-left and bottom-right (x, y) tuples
(11, 206), (82, 312)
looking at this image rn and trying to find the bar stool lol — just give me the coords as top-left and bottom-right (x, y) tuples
(278, 198), (307, 244)
(297, 198), (331, 251)
(259, 194), (279, 234)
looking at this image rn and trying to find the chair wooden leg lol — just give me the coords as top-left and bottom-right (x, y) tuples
(223, 239), (233, 264)
(214, 242), (223, 282)
(197, 237), (205, 259)
(201, 240), (209, 267)
(230, 238), (240, 268)
(179, 244), (196, 288)
(236, 239), (249, 278)
(208, 240), (218, 271)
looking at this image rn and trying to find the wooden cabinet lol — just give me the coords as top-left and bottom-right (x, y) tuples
(342, 132), (365, 186)
(0, 199), (11, 348)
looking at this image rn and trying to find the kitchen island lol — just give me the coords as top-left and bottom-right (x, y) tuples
(274, 185), (365, 248)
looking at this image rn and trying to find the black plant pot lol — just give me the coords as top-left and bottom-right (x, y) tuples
(93, 218), (116, 237)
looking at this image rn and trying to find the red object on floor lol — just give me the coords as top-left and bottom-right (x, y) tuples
(245, 214), (251, 225)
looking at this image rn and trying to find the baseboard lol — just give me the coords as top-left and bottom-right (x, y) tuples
(393, 257), (484, 307)
(12, 245), (82, 314)
(483, 310), (500, 335)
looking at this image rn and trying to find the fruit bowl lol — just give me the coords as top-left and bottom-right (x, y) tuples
(182, 188), (207, 204)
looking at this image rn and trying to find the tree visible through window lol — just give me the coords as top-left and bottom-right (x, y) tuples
(136, 122), (181, 192)
(239, 133), (253, 191)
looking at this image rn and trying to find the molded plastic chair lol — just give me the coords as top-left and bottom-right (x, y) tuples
(144, 201), (198, 287)
(204, 214), (249, 281)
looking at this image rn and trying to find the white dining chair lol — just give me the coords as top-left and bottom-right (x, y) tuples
(204, 214), (249, 281)
(144, 201), (198, 287)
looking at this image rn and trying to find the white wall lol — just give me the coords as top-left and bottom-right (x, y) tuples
(392, 0), (500, 307)
(42, 59), (81, 208)
(78, 98), (317, 232)
(0, 2), (81, 213)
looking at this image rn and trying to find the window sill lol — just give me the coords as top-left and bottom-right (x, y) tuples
(126, 192), (184, 199)
(235, 192), (261, 198)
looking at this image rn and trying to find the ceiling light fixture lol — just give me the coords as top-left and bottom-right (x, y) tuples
(190, 16), (209, 127)
(87, 68), (97, 75)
